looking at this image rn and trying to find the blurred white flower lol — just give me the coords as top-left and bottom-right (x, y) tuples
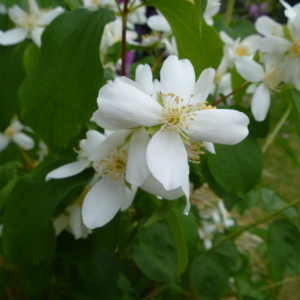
(0, 0), (64, 47)
(204, 0), (221, 26)
(0, 118), (34, 152)
(236, 56), (283, 121)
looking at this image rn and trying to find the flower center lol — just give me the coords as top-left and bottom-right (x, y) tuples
(96, 147), (127, 181)
(235, 44), (249, 57)
(21, 13), (40, 30)
(264, 67), (282, 90)
(214, 71), (223, 84)
(290, 39), (300, 58)
(4, 126), (16, 139)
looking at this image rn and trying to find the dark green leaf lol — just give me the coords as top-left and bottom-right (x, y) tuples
(276, 136), (298, 166)
(0, 42), (28, 131)
(0, 161), (19, 189)
(146, 0), (223, 76)
(292, 88), (300, 135)
(70, 248), (119, 300)
(191, 253), (229, 300)
(268, 219), (300, 281)
(261, 187), (298, 218)
(19, 9), (116, 150)
(206, 136), (263, 198)
(231, 67), (249, 105)
(131, 222), (178, 282)
(235, 186), (261, 214)
(2, 159), (93, 264)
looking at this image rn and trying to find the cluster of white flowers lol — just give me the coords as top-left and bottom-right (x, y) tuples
(198, 200), (235, 249)
(213, 0), (300, 122)
(46, 54), (249, 232)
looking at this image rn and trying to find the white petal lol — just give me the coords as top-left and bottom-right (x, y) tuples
(290, 15), (300, 40)
(235, 57), (265, 83)
(202, 141), (215, 154)
(11, 133), (34, 150)
(189, 109), (249, 145)
(255, 16), (283, 37)
(46, 159), (90, 181)
(126, 127), (151, 186)
(93, 109), (125, 131)
(147, 129), (189, 190)
(204, 238), (212, 250)
(28, 0), (40, 15)
(31, 27), (43, 47)
(160, 55), (196, 103)
(194, 68), (216, 103)
(280, 0), (297, 19)
(135, 64), (153, 95)
(53, 215), (69, 236)
(0, 134), (9, 152)
(82, 177), (125, 229)
(140, 174), (185, 200)
(91, 129), (132, 161)
(38, 7), (64, 26)
(219, 31), (234, 45)
(67, 203), (82, 239)
(259, 36), (291, 53)
(181, 178), (190, 215)
(147, 14), (171, 32)
(121, 185), (138, 210)
(241, 35), (260, 54)
(8, 6), (27, 25)
(115, 76), (145, 93)
(79, 130), (106, 159)
(0, 28), (28, 45)
(97, 81), (162, 130)
(251, 83), (270, 122)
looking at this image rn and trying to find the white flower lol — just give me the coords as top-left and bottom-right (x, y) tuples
(0, 119), (34, 152)
(46, 130), (105, 180)
(95, 56), (249, 191)
(255, 16), (284, 38)
(204, 0), (221, 26)
(199, 221), (217, 250)
(82, 0), (117, 10)
(82, 130), (139, 229)
(236, 56), (283, 121)
(53, 202), (92, 239)
(0, 0), (64, 47)
(37, 141), (48, 162)
(162, 36), (178, 55)
(220, 31), (260, 68)
(217, 201), (235, 229)
(125, 0), (146, 26)
(147, 10), (172, 33)
(279, 0), (300, 22)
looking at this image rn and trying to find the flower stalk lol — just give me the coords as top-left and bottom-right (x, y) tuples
(208, 198), (300, 252)
(121, 0), (129, 76)
(225, 0), (235, 25)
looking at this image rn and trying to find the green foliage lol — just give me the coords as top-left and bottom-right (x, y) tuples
(131, 222), (178, 282)
(146, 0), (223, 76)
(206, 136), (263, 198)
(292, 89), (300, 136)
(23, 43), (40, 75)
(191, 253), (229, 300)
(19, 9), (115, 151)
(2, 159), (94, 264)
(0, 42), (28, 131)
(268, 219), (300, 281)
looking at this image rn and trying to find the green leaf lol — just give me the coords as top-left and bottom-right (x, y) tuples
(146, 0), (223, 76)
(276, 136), (298, 166)
(261, 187), (298, 218)
(70, 248), (119, 300)
(292, 88), (300, 135)
(0, 161), (19, 189)
(144, 199), (176, 227)
(206, 136), (263, 198)
(235, 185), (260, 214)
(66, 0), (83, 10)
(268, 219), (300, 281)
(19, 9), (116, 151)
(231, 67), (249, 105)
(23, 42), (40, 75)
(2, 159), (94, 264)
(191, 253), (229, 300)
(0, 42), (28, 131)
(131, 222), (178, 282)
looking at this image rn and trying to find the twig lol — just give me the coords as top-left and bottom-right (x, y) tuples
(259, 277), (300, 291)
(151, 50), (166, 72)
(262, 102), (293, 153)
(208, 198), (300, 252)
(211, 81), (248, 106)
(225, 0), (235, 25)
(121, 0), (129, 76)
(142, 282), (171, 300)
(19, 148), (35, 170)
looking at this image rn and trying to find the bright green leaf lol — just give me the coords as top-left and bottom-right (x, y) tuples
(146, 0), (223, 76)
(23, 42), (40, 75)
(19, 9), (116, 151)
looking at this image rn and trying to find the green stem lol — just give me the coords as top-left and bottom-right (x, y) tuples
(142, 282), (170, 300)
(259, 277), (300, 291)
(225, 0), (235, 25)
(121, 0), (129, 76)
(114, 0), (122, 14)
(262, 102), (293, 153)
(208, 198), (300, 252)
